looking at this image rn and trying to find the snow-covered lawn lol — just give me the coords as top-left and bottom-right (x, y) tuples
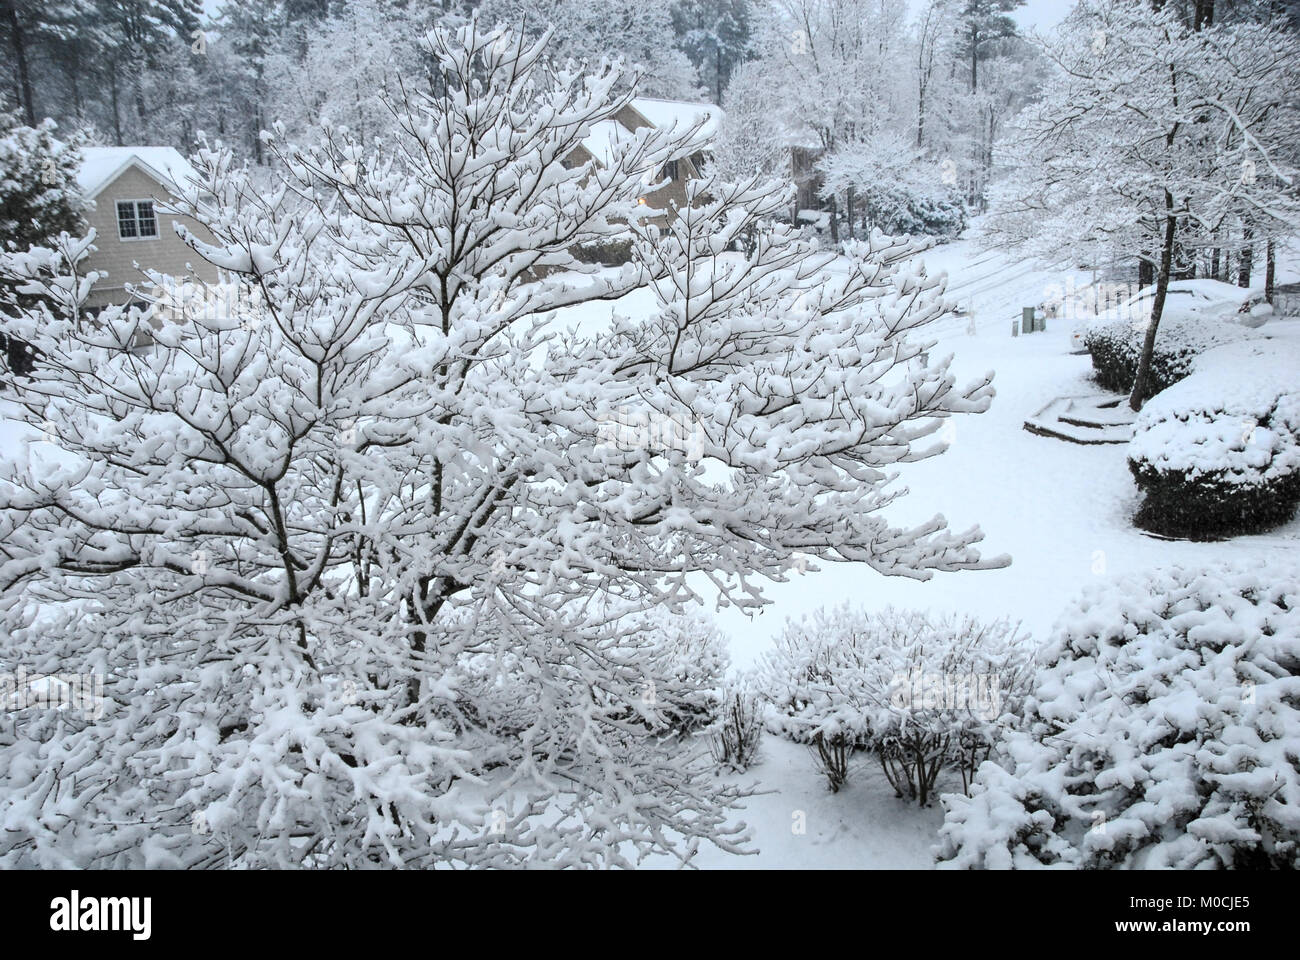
(675, 736), (950, 869)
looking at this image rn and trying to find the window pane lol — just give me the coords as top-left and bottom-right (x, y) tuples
(136, 201), (157, 237)
(117, 201), (137, 238)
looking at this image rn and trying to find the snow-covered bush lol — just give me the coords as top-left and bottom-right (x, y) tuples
(860, 182), (968, 242)
(0, 19), (1002, 868)
(760, 607), (1032, 803)
(634, 610), (730, 735)
(1083, 311), (1256, 395)
(708, 687), (764, 773)
(1128, 340), (1300, 538)
(938, 562), (1300, 869)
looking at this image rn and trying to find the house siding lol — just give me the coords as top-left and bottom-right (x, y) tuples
(82, 164), (219, 309)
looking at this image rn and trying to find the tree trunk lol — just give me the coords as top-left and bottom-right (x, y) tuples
(1239, 227), (1253, 287)
(969, 26), (978, 93)
(1129, 198), (1177, 411)
(109, 73), (123, 145)
(4, 2), (37, 127)
(1265, 239), (1276, 304)
(828, 193), (839, 245)
(1210, 244), (1220, 281)
(846, 185), (855, 241)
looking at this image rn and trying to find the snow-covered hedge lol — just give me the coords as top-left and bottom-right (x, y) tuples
(708, 684), (764, 772)
(937, 562), (1300, 869)
(759, 606), (1033, 803)
(860, 183), (968, 241)
(1084, 311), (1256, 395)
(638, 610), (731, 734)
(1128, 340), (1300, 537)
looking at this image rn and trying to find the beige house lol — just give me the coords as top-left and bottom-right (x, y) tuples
(75, 147), (219, 309)
(564, 97), (721, 220)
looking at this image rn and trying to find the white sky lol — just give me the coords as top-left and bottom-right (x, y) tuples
(1012, 0), (1075, 32)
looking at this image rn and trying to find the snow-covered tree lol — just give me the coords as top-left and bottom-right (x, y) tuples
(0, 0), (93, 126)
(0, 19), (1003, 868)
(670, 0), (755, 104)
(731, 0), (916, 240)
(953, 0), (1024, 95)
(214, 0), (284, 164)
(984, 0), (1300, 409)
(264, 0), (423, 146)
(0, 114), (84, 252)
(475, 0), (702, 100)
(712, 59), (788, 182)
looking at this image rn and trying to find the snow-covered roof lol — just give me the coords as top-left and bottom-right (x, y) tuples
(628, 97), (722, 141)
(575, 98), (723, 170)
(580, 119), (632, 169)
(75, 146), (201, 200)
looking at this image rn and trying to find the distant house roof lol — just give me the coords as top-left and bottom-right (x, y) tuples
(580, 118), (632, 169)
(76, 146), (201, 200)
(576, 97), (723, 170)
(628, 97), (722, 141)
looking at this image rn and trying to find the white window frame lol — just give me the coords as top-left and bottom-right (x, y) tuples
(116, 199), (160, 242)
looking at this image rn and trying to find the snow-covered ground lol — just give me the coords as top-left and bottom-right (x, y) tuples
(676, 736), (951, 869)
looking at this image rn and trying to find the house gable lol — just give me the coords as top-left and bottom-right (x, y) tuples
(79, 158), (218, 308)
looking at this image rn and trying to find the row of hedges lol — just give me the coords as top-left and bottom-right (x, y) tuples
(745, 559), (1300, 868)
(1127, 339), (1300, 538)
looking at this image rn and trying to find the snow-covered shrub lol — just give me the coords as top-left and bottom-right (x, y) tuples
(760, 607), (1032, 803)
(708, 688), (764, 772)
(810, 730), (852, 792)
(937, 562), (1300, 869)
(860, 183), (968, 241)
(1083, 311), (1256, 395)
(1128, 340), (1300, 538)
(633, 610), (730, 735)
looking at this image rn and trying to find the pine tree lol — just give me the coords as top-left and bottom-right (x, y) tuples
(0, 112), (85, 376)
(954, 0), (1024, 94)
(670, 0), (754, 103)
